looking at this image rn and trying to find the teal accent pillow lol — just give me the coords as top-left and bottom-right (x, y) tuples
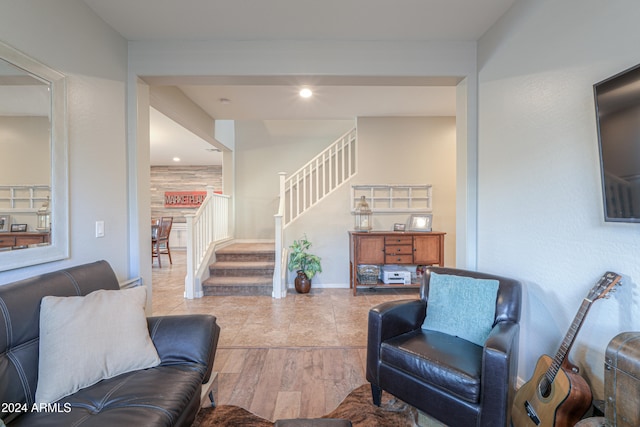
(421, 272), (499, 346)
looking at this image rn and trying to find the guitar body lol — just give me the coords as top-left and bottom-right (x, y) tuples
(512, 355), (592, 427)
(512, 272), (621, 427)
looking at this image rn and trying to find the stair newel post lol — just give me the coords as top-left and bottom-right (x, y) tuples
(184, 212), (196, 299)
(273, 172), (287, 299)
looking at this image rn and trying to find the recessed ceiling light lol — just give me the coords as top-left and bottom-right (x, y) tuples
(299, 88), (313, 98)
(172, 157), (181, 162)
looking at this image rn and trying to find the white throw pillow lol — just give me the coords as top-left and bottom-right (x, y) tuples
(35, 286), (160, 404)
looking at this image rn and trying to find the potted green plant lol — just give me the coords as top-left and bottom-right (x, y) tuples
(287, 235), (322, 294)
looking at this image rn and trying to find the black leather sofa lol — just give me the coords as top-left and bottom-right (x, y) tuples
(0, 260), (220, 426)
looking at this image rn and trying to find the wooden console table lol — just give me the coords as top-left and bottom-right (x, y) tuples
(0, 231), (50, 248)
(348, 231), (445, 295)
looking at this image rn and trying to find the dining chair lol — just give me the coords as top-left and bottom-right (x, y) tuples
(152, 216), (173, 267)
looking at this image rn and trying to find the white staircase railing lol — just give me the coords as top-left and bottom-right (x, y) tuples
(184, 186), (231, 299)
(282, 128), (357, 227)
(273, 127), (357, 298)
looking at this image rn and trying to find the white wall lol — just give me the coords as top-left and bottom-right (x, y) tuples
(234, 120), (354, 239)
(355, 117), (457, 267)
(478, 0), (640, 396)
(284, 116), (457, 286)
(0, 116), (50, 230)
(0, 116), (49, 184)
(0, 1), (129, 284)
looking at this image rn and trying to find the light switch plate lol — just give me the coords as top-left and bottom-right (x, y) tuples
(96, 220), (104, 238)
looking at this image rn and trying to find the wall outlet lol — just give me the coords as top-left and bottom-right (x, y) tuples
(96, 220), (105, 238)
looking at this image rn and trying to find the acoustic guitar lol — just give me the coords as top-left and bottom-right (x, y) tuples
(511, 271), (622, 427)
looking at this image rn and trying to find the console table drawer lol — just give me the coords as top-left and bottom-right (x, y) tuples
(16, 236), (46, 245)
(0, 232), (49, 248)
(385, 236), (412, 245)
(0, 236), (16, 248)
(385, 245), (413, 255)
(385, 254), (413, 264)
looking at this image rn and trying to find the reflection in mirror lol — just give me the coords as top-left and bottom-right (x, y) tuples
(0, 41), (68, 271)
(0, 59), (51, 236)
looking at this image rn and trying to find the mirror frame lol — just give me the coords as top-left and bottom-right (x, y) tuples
(0, 41), (68, 271)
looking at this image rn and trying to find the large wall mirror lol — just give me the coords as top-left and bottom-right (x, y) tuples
(0, 41), (68, 271)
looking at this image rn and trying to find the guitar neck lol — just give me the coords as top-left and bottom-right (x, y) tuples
(546, 298), (593, 381)
(541, 271), (621, 384)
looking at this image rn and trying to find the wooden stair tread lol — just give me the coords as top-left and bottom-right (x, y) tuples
(212, 260), (275, 266)
(211, 261), (274, 269)
(206, 241), (275, 296)
(204, 276), (272, 286)
(216, 243), (275, 254)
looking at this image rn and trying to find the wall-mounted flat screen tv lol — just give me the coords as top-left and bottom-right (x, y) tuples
(594, 63), (640, 222)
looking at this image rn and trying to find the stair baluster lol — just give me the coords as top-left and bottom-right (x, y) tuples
(273, 127), (357, 298)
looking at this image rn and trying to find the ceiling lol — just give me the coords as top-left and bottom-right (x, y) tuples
(175, 78), (460, 121)
(149, 107), (224, 166)
(82, 0), (515, 43)
(82, 0), (515, 166)
(0, 58), (50, 117)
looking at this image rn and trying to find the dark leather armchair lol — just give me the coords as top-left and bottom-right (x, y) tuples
(366, 267), (522, 427)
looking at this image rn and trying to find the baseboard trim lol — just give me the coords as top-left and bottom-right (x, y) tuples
(287, 283), (350, 289)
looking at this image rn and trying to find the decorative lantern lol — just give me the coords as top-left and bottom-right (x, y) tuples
(354, 195), (372, 231)
(37, 198), (51, 231)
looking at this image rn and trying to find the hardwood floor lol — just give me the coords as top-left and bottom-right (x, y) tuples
(213, 347), (367, 420)
(151, 250), (420, 421)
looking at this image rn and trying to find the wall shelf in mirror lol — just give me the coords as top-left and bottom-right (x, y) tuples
(0, 41), (68, 271)
(0, 185), (51, 210)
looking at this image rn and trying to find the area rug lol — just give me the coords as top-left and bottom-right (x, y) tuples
(192, 384), (419, 427)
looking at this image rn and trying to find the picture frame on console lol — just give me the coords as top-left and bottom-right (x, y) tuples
(407, 214), (433, 232)
(0, 215), (9, 232)
(11, 224), (27, 232)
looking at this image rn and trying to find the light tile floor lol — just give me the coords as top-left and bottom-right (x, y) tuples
(151, 250), (419, 348)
